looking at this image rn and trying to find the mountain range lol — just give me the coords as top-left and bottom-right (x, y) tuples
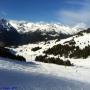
(1, 18), (90, 62)
(5, 19), (89, 62)
(0, 19), (87, 46)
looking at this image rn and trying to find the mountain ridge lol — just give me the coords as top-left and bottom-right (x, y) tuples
(0, 18), (88, 46)
(9, 20), (87, 35)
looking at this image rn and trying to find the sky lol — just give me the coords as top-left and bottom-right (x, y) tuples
(0, 0), (90, 25)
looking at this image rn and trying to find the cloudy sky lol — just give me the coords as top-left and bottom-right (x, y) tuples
(0, 0), (90, 25)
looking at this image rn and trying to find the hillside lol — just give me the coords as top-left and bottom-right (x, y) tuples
(10, 28), (90, 65)
(43, 31), (90, 58)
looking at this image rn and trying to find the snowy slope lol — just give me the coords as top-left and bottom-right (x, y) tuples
(59, 31), (90, 49)
(11, 40), (58, 60)
(0, 57), (90, 90)
(10, 28), (90, 62)
(9, 20), (87, 35)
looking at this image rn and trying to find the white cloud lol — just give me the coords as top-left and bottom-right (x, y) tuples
(57, 0), (90, 26)
(58, 10), (90, 25)
(66, 0), (89, 6)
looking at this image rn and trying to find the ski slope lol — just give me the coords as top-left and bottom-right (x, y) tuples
(0, 57), (90, 90)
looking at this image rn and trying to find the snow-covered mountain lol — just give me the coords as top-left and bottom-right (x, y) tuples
(0, 19), (17, 32)
(9, 20), (87, 35)
(0, 19), (21, 47)
(0, 18), (89, 49)
(0, 18), (87, 46)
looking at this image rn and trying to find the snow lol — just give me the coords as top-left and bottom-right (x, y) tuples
(9, 20), (87, 35)
(58, 32), (90, 49)
(11, 40), (58, 60)
(1, 32), (90, 89)
(1, 20), (90, 89)
(10, 31), (90, 61)
(0, 19), (13, 31)
(73, 23), (87, 31)
(74, 33), (90, 49)
(0, 57), (90, 90)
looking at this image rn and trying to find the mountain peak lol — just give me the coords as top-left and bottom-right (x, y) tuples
(0, 18), (12, 31)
